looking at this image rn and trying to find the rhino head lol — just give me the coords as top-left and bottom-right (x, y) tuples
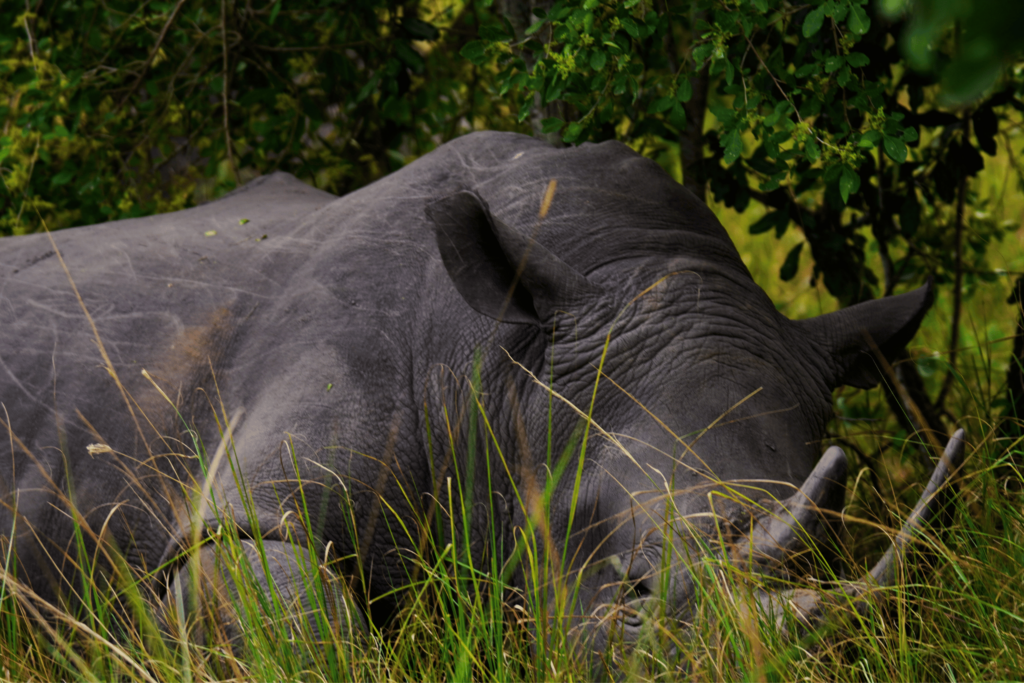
(427, 181), (960, 668)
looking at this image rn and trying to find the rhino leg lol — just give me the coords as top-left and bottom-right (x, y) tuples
(162, 539), (364, 659)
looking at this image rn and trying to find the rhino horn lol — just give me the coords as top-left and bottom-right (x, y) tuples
(737, 445), (847, 569)
(867, 428), (965, 586)
(752, 429), (965, 633)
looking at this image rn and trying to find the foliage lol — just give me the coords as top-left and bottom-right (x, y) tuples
(884, 0), (1024, 104)
(0, 0), (522, 236)
(482, 0), (1024, 309)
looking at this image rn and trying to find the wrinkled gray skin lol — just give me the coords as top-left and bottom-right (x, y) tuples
(0, 132), (931, 662)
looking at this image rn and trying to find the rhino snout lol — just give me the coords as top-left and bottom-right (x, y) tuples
(577, 431), (964, 665)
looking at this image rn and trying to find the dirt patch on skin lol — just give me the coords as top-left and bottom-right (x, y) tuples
(141, 305), (236, 440)
(117, 305), (240, 532)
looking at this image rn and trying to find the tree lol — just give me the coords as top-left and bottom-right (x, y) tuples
(0, 1), (523, 236)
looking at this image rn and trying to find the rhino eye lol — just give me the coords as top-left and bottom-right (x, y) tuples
(625, 569), (653, 602)
(608, 552), (657, 622)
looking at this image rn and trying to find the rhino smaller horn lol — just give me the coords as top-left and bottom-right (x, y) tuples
(868, 428), (965, 586)
(741, 446), (848, 567)
(761, 429), (966, 636)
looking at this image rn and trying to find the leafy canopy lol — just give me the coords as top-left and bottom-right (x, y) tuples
(0, 1), (521, 236)
(474, 0), (1023, 306)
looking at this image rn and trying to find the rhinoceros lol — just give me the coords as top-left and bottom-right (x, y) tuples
(0, 131), (961, 665)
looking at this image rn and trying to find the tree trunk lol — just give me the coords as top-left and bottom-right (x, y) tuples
(1000, 276), (1024, 466)
(1005, 277), (1024, 421)
(498, 0), (570, 146)
(881, 350), (948, 460)
(681, 63), (709, 201)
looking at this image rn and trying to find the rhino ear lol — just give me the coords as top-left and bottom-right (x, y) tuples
(426, 190), (599, 326)
(798, 282), (933, 389)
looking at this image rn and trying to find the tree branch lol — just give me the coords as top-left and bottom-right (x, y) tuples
(117, 0), (189, 109)
(222, 0), (238, 185)
(934, 114), (971, 411)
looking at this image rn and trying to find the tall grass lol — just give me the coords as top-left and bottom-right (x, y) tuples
(2, 314), (1022, 681)
(4, 442), (1022, 683)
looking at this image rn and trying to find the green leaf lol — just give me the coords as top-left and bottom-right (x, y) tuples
(621, 17), (640, 40)
(805, 136), (821, 161)
(583, 0), (600, 9)
(709, 103), (737, 127)
(649, 97), (674, 114)
(692, 43), (714, 65)
(836, 65), (853, 87)
(902, 126), (919, 142)
(794, 62), (818, 78)
(780, 242), (803, 281)
(525, 19), (546, 36)
(883, 135), (908, 163)
(460, 40), (489, 66)
(356, 75), (380, 102)
(677, 78), (692, 103)
(749, 210), (788, 235)
(846, 52), (870, 68)
(900, 196), (920, 237)
(839, 165), (860, 203)
(564, 121), (585, 142)
(395, 41), (424, 70)
(545, 83), (564, 104)
(51, 168), (75, 187)
(762, 171), (786, 192)
(612, 72), (628, 96)
(518, 98), (532, 122)
(590, 50), (607, 71)
(404, 17), (441, 41)
(269, 0), (281, 25)
(668, 102), (687, 130)
(753, 0), (769, 11)
(764, 101), (791, 127)
(381, 95), (411, 123)
(541, 117), (565, 134)
(825, 55), (845, 73)
(847, 5), (870, 35)
(803, 6), (826, 38)
(723, 129), (744, 165)
(480, 24), (512, 42)
(858, 130), (882, 147)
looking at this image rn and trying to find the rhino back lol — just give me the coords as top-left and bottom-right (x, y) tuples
(0, 172), (336, 585)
